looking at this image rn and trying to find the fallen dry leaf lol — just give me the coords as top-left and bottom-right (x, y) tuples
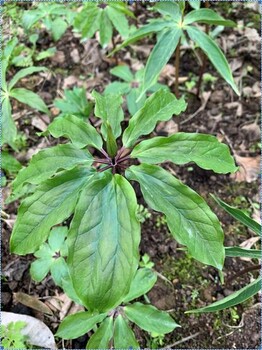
(70, 48), (80, 63)
(231, 155), (260, 183)
(32, 116), (48, 131)
(62, 75), (78, 89)
(156, 119), (178, 136)
(240, 236), (260, 249)
(51, 50), (65, 64)
(45, 293), (84, 321)
(241, 122), (260, 142)
(14, 292), (53, 315)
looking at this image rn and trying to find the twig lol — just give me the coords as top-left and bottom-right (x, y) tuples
(166, 332), (201, 347)
(226, 264), (261, 285)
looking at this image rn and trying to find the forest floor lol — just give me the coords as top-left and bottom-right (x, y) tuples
(2, 1), (261, 349)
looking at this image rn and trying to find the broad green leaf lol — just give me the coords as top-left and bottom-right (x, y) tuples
(68, 173), (140, 312)
(50, 258), (69, 287)
(22, 11), (42, 29)
(225, 247), (261, 259)
(104, 81), (131, 95)
(3, 38), (18, 88)
(11, 144), (93, 198)
(109, 1), (135, 18)
(48, 226), (68, 253)
(186, 277), (261, 313)
(154, 2), (181, 21)
(35, 47), (56, 61)
(2, 152), (22, 173)
(51, 18), (68, 41)
(123, 268), (157, 303)
(114, 315), (139, 349)
(124, 302), (179, 334)
(188, 0), (201, 10)
(61, 274), (83, 305)
(107, 6), (129, 38)
(8, 67), (47, 91)
(86, 317), (114, 349)
(30, 255), (52, 282)
(110, 65), (133, 82)
(211, 195), (261, 236)
(99, 10), (113, 47)
(10, 88), (49, 114)
(142, 26), (182, 94)
(56, 311), (107, 340)
(184, 9), (236, 27)
(126, 88), (147, 116)
(44, 114), (103, 149)
(10, 167), (93, 254)
(186, 26), (239, 95)
(2, 97), (17, 147)
(126, 164), (225, 269)
(131, 133), (238, 174)
(123, 90), (187, 148)
(74, 5), (100, 39)
(92, 91), (124, 139)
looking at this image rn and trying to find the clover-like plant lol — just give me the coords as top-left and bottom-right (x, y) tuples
(73, 1), (134, 48)
(2, 38), (49, 149)
(10, 89), (237, 321)
(1, 321), (29, 349)
(113, 1), (239, 97)
(104, 65), (169, 115)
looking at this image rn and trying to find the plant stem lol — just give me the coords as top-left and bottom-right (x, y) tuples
(100, 148), (111, 161)
(117, 155), (130, 164)
(226, 264), (261, 285)
(174, 38), (181, 99)
(112, 34), (119, 65)
(94, 158), (110, 164)
(98, 164), (112, 172)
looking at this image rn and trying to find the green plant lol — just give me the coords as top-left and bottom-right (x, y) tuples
(9, 89), (237, 346)
(1, 321), (28, 349)
(2, 151), (22, 187)
(113, 2), (239, 97)
(187, 196), (261, 314)
(73, 1), (134, 48)
(22, 2), (74, 41)
(104, 65), (169, 115)
(2, 38), (49, 149)
(139, 254), (154, 269)
(148, 332), (165, 348)
(136, 204), (152, 224)
(54, 87), (93, 119)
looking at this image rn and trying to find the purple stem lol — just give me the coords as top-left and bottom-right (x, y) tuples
(117, 155), (130, 164)
(98, 165), (112, 172)
(100, 148), (111, 161)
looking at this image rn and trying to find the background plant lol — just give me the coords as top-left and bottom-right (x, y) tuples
(1, 321), (29, 349)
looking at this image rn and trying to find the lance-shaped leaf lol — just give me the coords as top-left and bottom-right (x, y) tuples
(123, 90), (187, 148)
(188, 0), (201, 10)
(92, 91), (124, 140)
(186, 25), (239, 95)
(154, 1), (181, 21)
(68, 172), (140, 312)
(74, 4), (101, 39)
(11, 144), (93, 198)
(131, 133), (237, 174)
(56, 311), (107, 340)
(110, 65), (133, 82)
(2, 38), (18, 90)
(8, 67), (48, 90)
(141, 26), (182, 95)
(123, 268), (157, 303)
(44, 114), (103, 149)
(2, 152), (22, 173)
(186, 277), (261, 313)
(124, 302), (179, 334)
(184, 9), (236, 27)
(211, 195), (261, 236)
(107, 6), (129, 38)
(100, 10), (113, 47)
(10, 88), (49, 114)
(10, 167), (93, 255)
(2, 97), (17, 148)
(225, 247), (261, 259)
(114, 315), (139, 349)
(126, 164), (225, 269)
(86, 317), (114, 349)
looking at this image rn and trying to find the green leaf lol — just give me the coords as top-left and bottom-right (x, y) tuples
(184, 9), (236, 27)
(74, 4), (100, 39)
(92, 90), (124, 140)
(142, 26), (182, 94)
(11, 144), (93, 199)
(124, 302), (179, 334)
(105, 123), (118, 158)
(110, 65), (133, 82)
(3, 38), (18, 88)
(123, 90), (187, 148)
(51, 18), (68, 41)
(61, 274), (83, 305)
(30, 254), (52, 282)
(35, 47), (56, 61)
(48, 226), (68, 253)
(99, 10), (113, 47)
(50, 258), (69, 287)
(126, 88), (147, 116)
(123, 268), (157, 303)
(68, 173), (140, 312)
(2, 97), (17, 147)
(126, 164), (225, 270)
(225, 247), (261, 259)
(131, 133), (238, 174)
(10, 88), (49, 114)
(114, 315), (139, 349)
(44, 114), (103, 149)
(107, 6), (129, 38)
(154, 2), (181, 21)
(211, 195), (261, 236)
(8, 67), (48, 91)
(104, 81), (131, 95)
(2, 152), (22, 174)
(186, 277), (261, 313)
(10, 167), (93, 254)
(188, 0), (201, 10)
(56, 311), (107, 340)
(186, 25), (239, 95)
(86, 317), (114, 349)
(22, 10), (42, 29)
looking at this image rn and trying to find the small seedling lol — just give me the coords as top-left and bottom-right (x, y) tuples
(1, 321), (28, 349)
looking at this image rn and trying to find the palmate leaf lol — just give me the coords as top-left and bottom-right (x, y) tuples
(11, 144), (94, 199)
(73, 4), (101, 39)
(68, 172), (140, 312)
(186, 25), (239, 95)
(99, 10), (113, 47)
(10, 167), (94, 254)
(123, 90), (187, 148)
(184, 9), (236, 27)
(126, 164), (225, 270)
(86, 317), (114, 349)
(131, 133), (238, 174)
(114, 315), (139, 349)
(154, 1), (181, 21)
(107, 5), (129, 38)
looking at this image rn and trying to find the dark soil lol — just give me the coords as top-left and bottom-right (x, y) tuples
(2, 1), (261, 349)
